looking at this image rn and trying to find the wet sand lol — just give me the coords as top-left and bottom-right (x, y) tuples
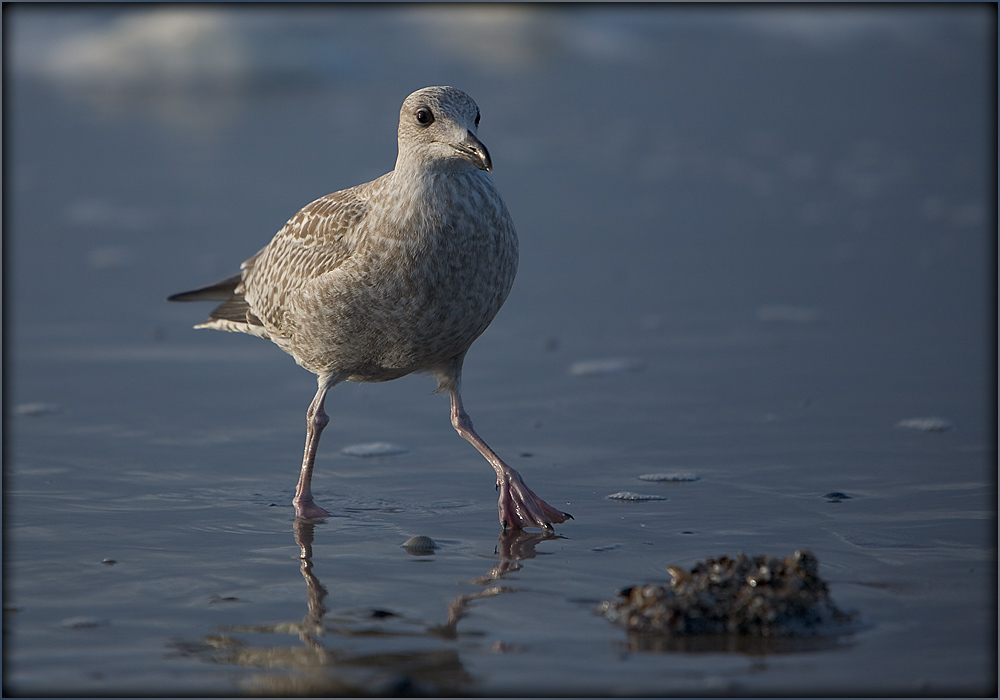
(5, 5), (994, 696)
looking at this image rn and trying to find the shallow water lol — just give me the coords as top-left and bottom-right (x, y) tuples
(5, 5), (995, 696)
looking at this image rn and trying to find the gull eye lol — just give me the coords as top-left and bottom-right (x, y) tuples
(474, 111), (481, 128)
(415, 107), (434, 126)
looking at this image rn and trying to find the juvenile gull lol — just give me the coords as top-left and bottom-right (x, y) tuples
(168, 86), (572, 531)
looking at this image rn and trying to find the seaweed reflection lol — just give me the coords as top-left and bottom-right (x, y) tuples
(169, 522), (558, 695)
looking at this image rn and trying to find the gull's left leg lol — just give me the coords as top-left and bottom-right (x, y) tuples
(436, 359), (572, 531)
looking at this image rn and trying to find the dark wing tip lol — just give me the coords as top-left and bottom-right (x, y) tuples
(166, 274), (242, 303)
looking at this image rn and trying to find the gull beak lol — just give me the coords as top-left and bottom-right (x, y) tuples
(452, 130), (493, 172)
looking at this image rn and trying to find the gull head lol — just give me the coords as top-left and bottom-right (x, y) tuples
(397, 86), (492, 173)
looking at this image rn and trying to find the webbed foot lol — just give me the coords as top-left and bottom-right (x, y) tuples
(497, 469), (572, 531)
(294, 498), (332, 521)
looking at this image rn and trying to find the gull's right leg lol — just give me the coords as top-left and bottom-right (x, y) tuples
(293, 372), (345, 521)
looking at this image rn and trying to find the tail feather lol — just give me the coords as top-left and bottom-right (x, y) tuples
(166, 274), (242, 302)
(168, 273), (267, 337)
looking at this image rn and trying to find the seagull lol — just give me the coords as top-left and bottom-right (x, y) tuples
(168, 86), (572, 531)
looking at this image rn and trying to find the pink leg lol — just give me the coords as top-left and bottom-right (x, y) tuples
(293, 374), (344, 520)
(447, 387), (572, 531)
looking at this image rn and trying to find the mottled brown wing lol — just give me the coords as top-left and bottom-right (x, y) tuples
(239, 178), (381, 336)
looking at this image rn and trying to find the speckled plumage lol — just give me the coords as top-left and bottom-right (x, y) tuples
(169, 87), (571, 530)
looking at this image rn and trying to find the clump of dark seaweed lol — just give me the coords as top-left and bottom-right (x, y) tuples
(599, 550), (856, 637)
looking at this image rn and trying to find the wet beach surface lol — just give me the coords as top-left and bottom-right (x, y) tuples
(5, 6), (994, 696)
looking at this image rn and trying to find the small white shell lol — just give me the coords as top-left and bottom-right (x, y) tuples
(895, 417), (953, 433)
(569, 358), (643, 377)
(638, 473), (700, 483)
(16, 403), (61, 417)
(341, 441), (409, 457)
(606, 491), (667, 502)
(60, 616), (108, 629)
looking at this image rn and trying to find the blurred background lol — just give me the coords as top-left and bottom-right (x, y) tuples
(9, 5), (990, 354)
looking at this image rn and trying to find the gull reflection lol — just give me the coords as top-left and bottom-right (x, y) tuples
(432, 528), (560, 640)
(169, 522), (560, 694)
(293, 519), (328, 650)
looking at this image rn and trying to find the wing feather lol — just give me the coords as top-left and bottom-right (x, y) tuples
(168, 175), (385, 339)
(240, 178), (381, 335)
(168, 274), (267, 336)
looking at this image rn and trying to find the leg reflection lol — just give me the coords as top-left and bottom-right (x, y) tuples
(292, 519), (328, 648)
(433, 528), (562, 639)
(176, 524), (563, 693)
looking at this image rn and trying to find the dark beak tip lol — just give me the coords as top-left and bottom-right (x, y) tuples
(479, 146), (493, 172)
(454, 133), (492, 172)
